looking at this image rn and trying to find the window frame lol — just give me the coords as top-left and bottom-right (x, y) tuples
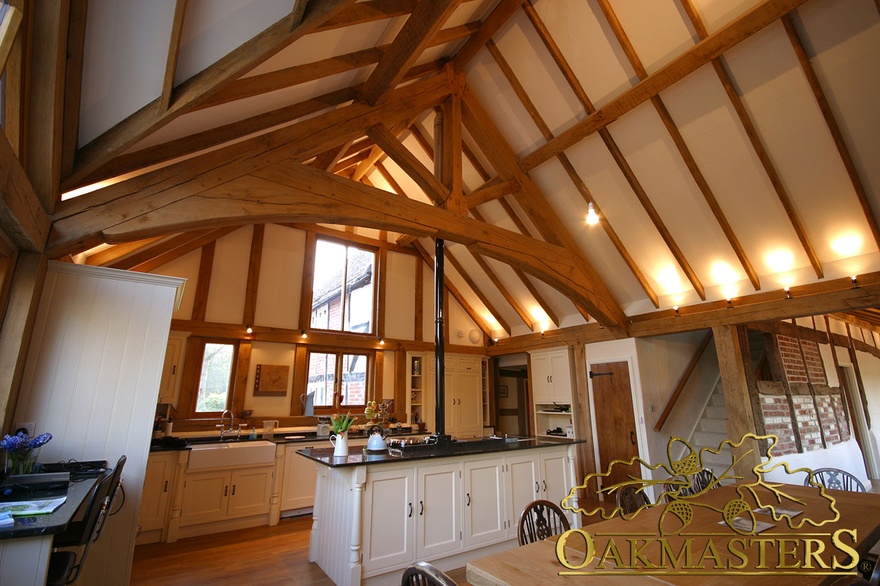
(189, 337), (240, 418)
(307, 236), (378, 337)
(306, 346), (375, 414)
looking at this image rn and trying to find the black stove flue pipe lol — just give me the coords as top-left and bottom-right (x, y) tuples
(433, 238), (450, 443)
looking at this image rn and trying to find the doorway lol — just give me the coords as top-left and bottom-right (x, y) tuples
(496, 355), (528, 437)
(590, 361), (640, 492)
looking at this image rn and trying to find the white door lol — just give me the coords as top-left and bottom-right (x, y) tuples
(281, 446), (318, 511)
(506, 454), (541, 538)
(455, 369), (484, 437)
(139, 453), (175, 533)
(417, 462), (461, 558)
(180, 471), (230, 526)
(540, 452), (574, 524)
(362, 468), (416, 573)
(463, 459), (506, 547)
(228, 467), (273, 519)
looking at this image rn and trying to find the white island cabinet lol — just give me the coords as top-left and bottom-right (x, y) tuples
(303, 440), (580, 586)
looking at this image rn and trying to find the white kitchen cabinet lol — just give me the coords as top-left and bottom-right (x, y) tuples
(505, 454), (541, 538)
(137, 452), (177, 544)
(362, 467), (416, 573)
(180, 466), (273, 526)
(417, 461), (462, 558)
(281, 444), (319, 512)
(463, 459), (506, 547)
(157, 332), (189, 404)
(530, 348), (573, 405)
(362, 461), (460, 573)
(407, 354), (486, 438)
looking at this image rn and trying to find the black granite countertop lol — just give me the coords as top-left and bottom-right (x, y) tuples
(149, 428), (426, 452)
(296, 436), (582, 467)
(0, 475), (99, 540)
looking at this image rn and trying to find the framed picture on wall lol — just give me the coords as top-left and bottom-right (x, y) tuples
(498, 385), (509, 398)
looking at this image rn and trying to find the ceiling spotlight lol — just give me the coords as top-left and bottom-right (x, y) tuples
(246, 324), (253, 334)
(586, 202), (599, 226)
(301, 329), (308, 339)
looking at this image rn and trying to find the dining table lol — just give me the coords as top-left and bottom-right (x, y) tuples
(467, 482), (880, 585)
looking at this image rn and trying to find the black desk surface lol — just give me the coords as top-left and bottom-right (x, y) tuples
(0, 476), (99, 540)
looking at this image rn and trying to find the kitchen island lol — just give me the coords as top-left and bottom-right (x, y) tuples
(297, 436), (582, 586)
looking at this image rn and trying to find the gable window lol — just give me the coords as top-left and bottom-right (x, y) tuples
(310, 239), (375, 334)
(196, 341), (236, 412)
(307, 350), (370, 410)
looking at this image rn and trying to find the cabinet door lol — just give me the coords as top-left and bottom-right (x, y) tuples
(463, 459), (506, 547)
(540, 451), (574, 524)
(139, 453), (175, 532)
(281, 446), (317, 511)
(548, 351), (573, 404)
(228, 466), (273, 519)
(452, 369), (483, 438)
(417, 462), (461, 558)
(180, 470), (230, 526)
(531, 353), (555, 404)
(506, 454), (541, 538)
(157, 336), (183, 403)
(363, 467), (416, 573)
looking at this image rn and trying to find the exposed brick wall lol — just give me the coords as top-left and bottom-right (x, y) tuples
(814, 395), (840, 445)
(759, 395), (797, 455)
(777, 335), (808, 383)
(833, 394), (851, 442)
(791, 395), (823, 451)
(800, 340), (827, 384)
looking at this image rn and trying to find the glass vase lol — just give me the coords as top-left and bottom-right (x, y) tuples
(6, 448), (39, 476)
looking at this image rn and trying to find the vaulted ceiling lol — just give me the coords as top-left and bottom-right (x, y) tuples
(23, 0), (880, 343)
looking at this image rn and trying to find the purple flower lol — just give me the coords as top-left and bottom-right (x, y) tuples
(0, 431), (52, 454)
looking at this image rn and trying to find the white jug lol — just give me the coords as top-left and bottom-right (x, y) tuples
(262, 420), (279, 439)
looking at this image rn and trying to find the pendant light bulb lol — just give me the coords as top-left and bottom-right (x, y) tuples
(586, 202), (599, 226)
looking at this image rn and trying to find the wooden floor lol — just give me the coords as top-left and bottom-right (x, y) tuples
(131, 515), (470, 585)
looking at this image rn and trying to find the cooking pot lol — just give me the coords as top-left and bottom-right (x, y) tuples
(366, 426), (387, 452)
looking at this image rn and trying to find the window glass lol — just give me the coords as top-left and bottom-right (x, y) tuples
(308, 350), (369, 409)
(310, 239), (375, 334)
(196, 343), (234, 412)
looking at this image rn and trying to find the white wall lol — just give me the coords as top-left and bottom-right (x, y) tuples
(15, 263), (183, 585)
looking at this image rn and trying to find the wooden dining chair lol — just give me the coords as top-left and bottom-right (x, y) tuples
(804, 468), (866, 492)
(518, 499), (571, 546)
(400, 561), (458, 586)
(663, 475), (694, 502)
(615, 485), (650, 514)
(690, 468), (718, 493)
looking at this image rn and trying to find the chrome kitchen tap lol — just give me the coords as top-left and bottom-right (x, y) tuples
(217, 409), (238, 440)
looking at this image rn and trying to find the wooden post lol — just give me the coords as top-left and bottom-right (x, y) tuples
(713, 325), (761, 478)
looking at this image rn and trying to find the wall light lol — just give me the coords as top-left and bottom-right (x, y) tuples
(784, 288), (791, 300)
(246, 324), (253, 334)
(851, 275), (858, 288)
(586, 202), (599, 226)
(379, 337), (385, 345)
(673, 306), (680, 317)
(301, 329), (308, 339)
(726, 298), (733, 309)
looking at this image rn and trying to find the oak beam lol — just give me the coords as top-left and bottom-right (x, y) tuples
(714, 325), (761, 477)
(84, 235), (167, 267)
(63, 0), (357, 189)
(453, 0), (524, 72)
(519, 0), (810, 171)
(366, 124), (449, 204)
(160, 0), (189, 112)
(49, 74), (452, 257)
(444, 246), (511, 334)
(465, 178), (520, 208)
(0, 252), (46, 434)
(0, 132), (51, 252)
(360, 0), (460, 105)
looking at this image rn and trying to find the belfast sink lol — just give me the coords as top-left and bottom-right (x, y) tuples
(187, 440), (276, 470)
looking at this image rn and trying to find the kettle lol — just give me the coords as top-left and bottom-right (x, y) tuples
(366, 426), (387, 452)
